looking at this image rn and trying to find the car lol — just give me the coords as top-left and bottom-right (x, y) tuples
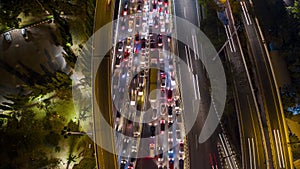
(176, 129), (182, 142)
(164, 0), (168, 7)
(159, 10), (164, 20)
(121, 20), (126, 30)
(133, 44), (140, 54)
(179, 159), (184, 169)
(169, 159), (174, 169)
(117, 41), (124, 52)
(160, 72), (166, 79)
(167, 34), (171, 43)
(133, 131), (140, 137)
(175, 109), (181, 117)
(130, 89), (136, 105)
(168, 105), (173, 117)
(179, 141), (184, 154)
(120, 159), (127, 169)
(124, 49), (130, 60)
(158, 164), (165, 169)
(21, 28), (28, 39)
(168, 131), (173, 142)
(167, 88), (173, 101)
(160, 22), (165, 32)
(143, 12), (148, 21)
(160, 79), (166, 92)
(158, 147), (164, 161)
(3, 32), (12, 42)
(149, 13), (154, 26)
(123, 2), (129, 16)
(128, 20), (133, 32)
(143, 3), (149, 12)
(141, 38), (146, 48)
(158, 0), (162, 5)
(135, 33), (140, 44)
(136, 1), (143, 12)
(129, 6), (134, 17)
(165, 12), (170, 23)
(149, 143), (155, 158)
(157, 34), (163, 47)
(115, 54), (122, 67)
(126, 36), (132, 47)
(168, 120), (173, 128)
(160, 77), (166, 90)
(152, 3), (157, 12)
(136, 17), (141, 27)
(160, 119), (165, 133)
(150, 124), (156, 137)
(168, 148), (174, 160)
(150, 39), (156, 49)
(175, 98), (180, 110)
(128, 163), (134, 169)
(154, 16), (159, 28)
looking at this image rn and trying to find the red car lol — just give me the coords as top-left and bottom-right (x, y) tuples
(167, 88), (173, 101)
(124, 49), (130, 61)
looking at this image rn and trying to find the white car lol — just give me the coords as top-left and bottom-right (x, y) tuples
(168, 131), (173, 142)
(143, 3), (149, 12)
(160, 22), (165, 32)
(4, 32), (12, 42)
(149, 143), (155, 158)
(128, 20), (133, 32)
(165, 13), (170, 23)
(149, 13), (154, 26)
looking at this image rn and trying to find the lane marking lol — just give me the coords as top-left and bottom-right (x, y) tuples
(252, 138), (256, 169)
(195, 74), (201, 100)
(248, 138), (253, 169)
(273, 129), (282, 168)
(192, 74), (198, 100)
(240, 1), (250, 25)
(243, 1), (252, 25)
(185, 45), (191, 72)
(226, 25), (236, 52)
(224, 25), (233, 52)
(277, 130), (285, 168)
(219, 134), (234, 169)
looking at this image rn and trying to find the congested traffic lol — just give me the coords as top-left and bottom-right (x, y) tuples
(112, 0), (186, 168)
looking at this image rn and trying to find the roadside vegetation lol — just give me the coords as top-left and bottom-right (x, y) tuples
(0, 0), (96, 168)
(198, 0), (227, 50)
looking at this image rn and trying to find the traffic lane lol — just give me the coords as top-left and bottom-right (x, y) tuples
(239, 90), (267, 168)
(243, 20), (289, 168)
(174, 0), (199, 26)
(177, 41), (219, 169)
(224, 5), (270, 167)
(0, 23), (64, 90)
(227, 30), (268, 168)
(94, 57), (118, 169)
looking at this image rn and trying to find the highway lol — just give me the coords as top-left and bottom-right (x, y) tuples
(220, 1), (270, 168)
(93, 0), (119, 168)
(110, 0), (188, 168)
(224, 0), (293, 168)
(174, 0), (225, 169)
(239, 1), (292, 168)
